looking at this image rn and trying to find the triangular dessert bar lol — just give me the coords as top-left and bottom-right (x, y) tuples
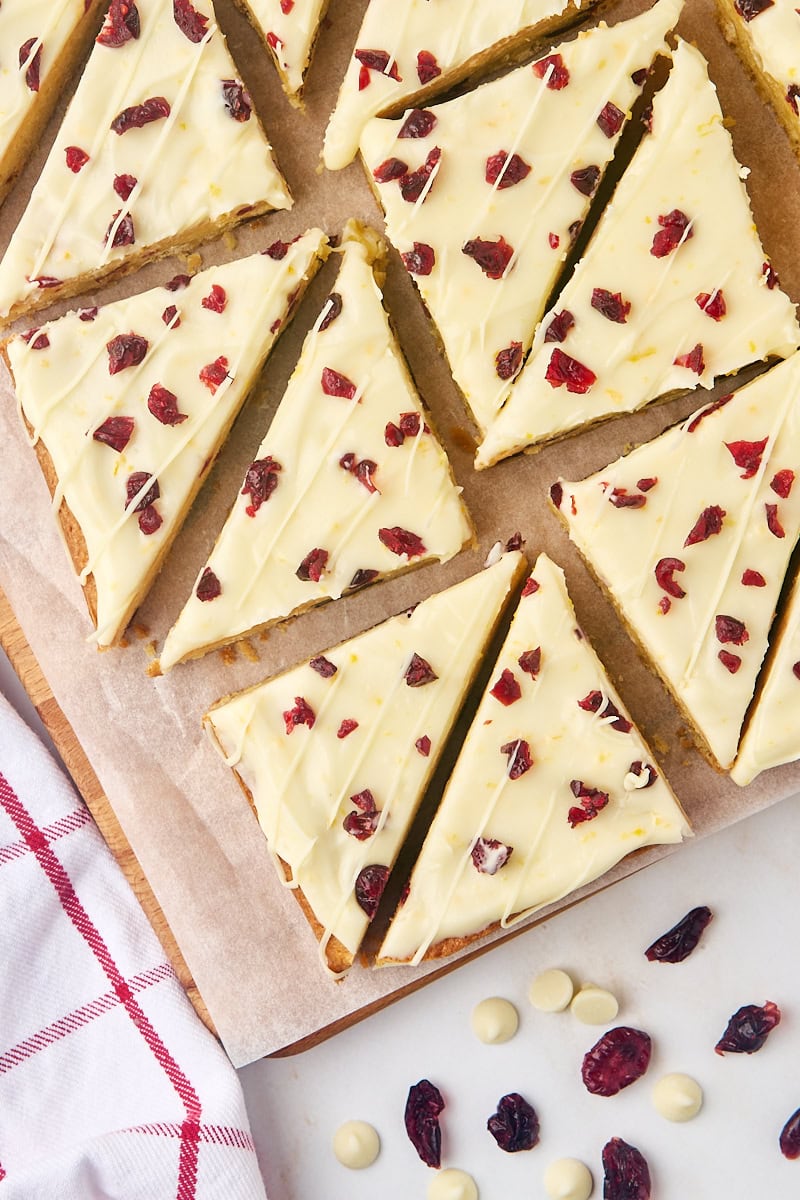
(158, 223), (474, 671)
(477, 39), (800, 467)
(717, 0), (800, 159)
(0, 0), (292, 325)
(205, 549), (527, 974)
(235, 0), (327, 103)
(5, 228), (328, 647)
(360, 0), (682, 434)
(552, 351), (800, 771)
(378, 553), (689, 966)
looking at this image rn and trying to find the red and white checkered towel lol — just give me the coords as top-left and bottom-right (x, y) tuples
(0, 689), (267, 1199)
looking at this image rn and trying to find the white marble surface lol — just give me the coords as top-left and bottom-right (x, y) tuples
(3, 645), (798, 1199)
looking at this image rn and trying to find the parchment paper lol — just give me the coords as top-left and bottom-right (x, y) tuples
(2, 0), (800, 1067)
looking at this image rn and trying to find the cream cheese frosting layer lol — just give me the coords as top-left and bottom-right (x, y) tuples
(553, 350), (800, 771)
(0, 0), (291, 324)
(205, 550), (526, 972)
(323, 0), (596, 171)
(236, 0), (327, 100)
(8, 229), (327, 647)
(731, 568), (800, 784)
(477, 38), (800, 468)
(360, 0), (682, 436)
(377, 553), (689, 966)
(159, 224), (474, 671)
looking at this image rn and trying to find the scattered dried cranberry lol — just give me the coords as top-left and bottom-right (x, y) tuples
(609, 488), (646, 509)
(495, 341), (523, 380)
(718, 650), (742, 673)
(125, 471), (159, 512)
(533, 53), (569, 89)
(644, 905), (712, 963)
(544, 310), (575, 343)
(686, 394), (732, 432)
(343, 789), (378, 838)
(696, 289), (727, 320)
(348, 568), (379, 590)
(724, 437), (768, 480)
(78, 307), (98, 321)
(766, 503), (785, 538)
(582, 1027), (652, 1096)
(415, 735), (431, 757)
(18, 37), (41, 91)
(490, 668), (521, 705)
(201, 284), (226, 313)
(338, 719), (359, 740)
(471, 837), (513, 875)
(399, 147), (441, 202)
(780, 1109), (800, 1159)
(355, 48), (401, 91)
(570, 165), (600, 196)
(602, 1137), (651, 1200)
(771, 468), (795, 497)
(66, 146), (89, 173)
(762, 260), (780, 289)
(107, 332), (148, 374)
(110, 96), (170, 135)
(373, 156), (408, 183)
(93, 415), (134, 453)
(239, 457), (280, 517)
(505, 532), (524, 552)
(281, 0), (294, 11)
(113, 173), (137, 201)
(199, 356), (229, 393)
(105, 210), (135, 248)
(462, 235), (514, 279)
(545, 348), (596, 394)
(379, 526), (426, 558)
(405, 652), (437, 687)
(319, 292), (343, 331)
(716, 614), (749, 645)
(137, 506), (162, 535)
(684, 505), (725, 546)
(417, 49), (441, 83)
(654, 557), (686, 599)
(568, 779), (610, 827)
(405, 1080), (444, 1167)
(195, 566), (221, 602)
(793, 662), (800, 680)
(309, 655), (336, 678)
(485, 150), (531, 188)
(355, 864), (389, 919)
(659, 596), (671, 614)
(651, 209), (693, 257)
(147, 384), (187, 426)
(222, 79), (252, 121)
(21, 328), (49, 351)
(627, 761), (657, 788)
(501, 739), (532, 780)
(401, 242), (435, 276)
(518, 648), (541, 677)
(715, 1001), (781, 1054)
(98, 0), (140, 46)
(27, 274), (61, 290)
(597, 101), (625, 138)
(522, 577), (540, 596)
(487, 1094), (539, 1153)
(673, 343), (705, 374)
(742, 568), (766, 587)
(548, 232), (560, 250)
(592, 288), (631, 323)
(296, 548), (329, 583)
(576, 691), (631, 732)
(283, 696), (315, 734)
(161, 305), (180, 328)
(321, 367), (357, 400)
(787, 83), (800, 114)
(399, 108), (437, 139)
(734, 0), (774, 18)
(173, 0), (208, 41)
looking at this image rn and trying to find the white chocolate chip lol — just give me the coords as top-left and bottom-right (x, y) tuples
(652, 1073), (704, 1122)
(543, 1157), (594, 1200)
(570, 984), (620, 1025)
(529, 968), (574, 1012)
(484, 540), (503, 567)
(471, 996), (519, 1043)
(427, 1167), (479, 1200)
(332, 1120), (380, 1169)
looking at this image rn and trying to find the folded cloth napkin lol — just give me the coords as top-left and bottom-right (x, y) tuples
(0, 688), (267, 1200)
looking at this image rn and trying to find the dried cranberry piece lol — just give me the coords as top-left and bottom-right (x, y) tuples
(321, 367), (357, 399)
(793, 662), (800, 681)
(417, 49), (441, 84)
(135, 505), (160, 535)
(487, 1093), (539, 1152)
(505, 532), (524, 552)
(545, 348), (596, 394)
(576, 691), (631, 732)
(221, 79), (252, 121)
(415, 735), (431, 757)
(673, 343), (705, 374)
(724, 437), (768, 480)
(93, 415), (134, 452)
(490, 341), (522, 381)
(373, 156), (408, 183)
(27, 275), (61, 289)
(125, 472), (159, 513)
(399, 108), (437, 138)
(686, 394), (732, 432)
(355, 864), (389, 920)
(533, 53), (569, 89)
(283, 696), (315, 734)
(462, 235), (514, 279)
(715, 1001), (781, 1054)
(399, 147), (441, 203)
(570, 165), (600, 196)
(627, 760), (658, 788)
(379, 526), (426, 558)
(762, 260), (780, 288)
(734, 0), (774, 18)
(651, 209), (693, 257)
(107, 332), (148, 374)
(715, 614), (748, 645)
(490, 668), (521, 705)
(309, 655), (336, 678)
(281, 0), (294, 11)
(21, 328), (50, 351)
(162, 305), (180, 328)
(147, 384), (187, 426)
(354, 48), (402, 87)
(199, 356), (229, 393)
(568, 219), (583, 243)
(568, 779), (610, 826)
(113, 173), (137, 201)
(742, 568), (766, 586)
(548, 232), (560, 249)
(718, 650), (741, 673)
(644, 905), (713, 963)
(597, 101), (625, 138)
(195, 566), (221, 602)
(485, 150), (532, 189)
(659, 596), (671, 614)
(766, 503), (785, 538)
(296, 548), (329, 582)
(97, 0), (140, 46)
(518, 648), (541, 677)
(654, 557), (686, 599)
(609, 488), (646, 509)
(591, 288), (631, 323)
(348, 568), (379, 590)
(78, 307), (98, 322)
(173, 0), (208, 41)
(319, 292), (343, 331)
(405, 653), (438, 687)
(602, 1137), (651, 1200)
(165, 274), (191, 291)
(110, 96), (171, 135)
(471, 837), (513, 874)
(582, 1027), (652, 1096)
(501, 739), (532, 780)
(544, 310), (575, 343)
(105, 210), (135, 248)
(780, 1109), (800, 1159)
(202, 284), (226, 313)
(787, 83), (800, 114)
(344, 790), (377, 841)
(522, 577), (540, 596)
(66, 146), (89, 173)
(696, 289), (727, 320)
(405, 1080), (444, 1167)
(401, 242), (435, 276)
(384, 422), (404, 447)
(771, 468), (795, 497)
(684, 505), (725, 546)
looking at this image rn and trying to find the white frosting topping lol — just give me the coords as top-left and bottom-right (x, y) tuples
(477, 38), (800, 467)
(732, 567), (800, 783)
(159, 227), (473, 671)
(360, 0), (682, 434)
(0, 0), (291, 322)
(7, 230), (327, 646)
(427, 1168), (479, 1200)
(543, 1158), (594, 1200)
(725, 0), (800, 106)
(651, 1072), (703, 1122)
(239, 0), (326, 97)
(555, 350), (800, 769)
(204, 551), (525, 971)
(570, 984), (619, 1024)
(529, 967), (574, 1011)
(471, 996), (519, 1043)
(378, 553), (690, 965)
(332, 1120), (380, 1168)
(323, 0), (594, 171)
